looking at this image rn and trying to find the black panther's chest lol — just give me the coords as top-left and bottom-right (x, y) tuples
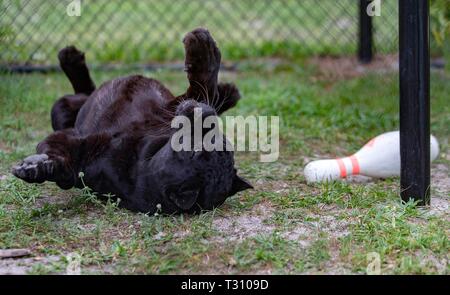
(79, 131), (169, 196)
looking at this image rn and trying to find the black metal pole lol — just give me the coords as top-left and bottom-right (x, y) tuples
(358, 0), (373, 63)
(399, 0), (430, 206)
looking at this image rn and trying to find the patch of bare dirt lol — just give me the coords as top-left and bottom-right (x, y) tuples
(413, 251), (449, 274)
(212, 198), (355, 250)
(212, 202), (276, 242)
(432, 164), (450, 198)
(34, 192), (73, 208)
(428, 163), (450, 218)
(0, 141), (12, 153)
(0, 253), (117, 274)
(281, 227), (313, 246)
(309, 54), (399, 81)
(0, 255), (61, 275)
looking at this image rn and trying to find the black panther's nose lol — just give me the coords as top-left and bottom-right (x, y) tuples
(175, 100), (216, 118)
(175, 100), (218, 137)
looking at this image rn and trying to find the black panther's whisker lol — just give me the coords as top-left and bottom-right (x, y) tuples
(192, 80), (210, 106)
(211, 82), (222, 111)
(214, 87), (231, 114)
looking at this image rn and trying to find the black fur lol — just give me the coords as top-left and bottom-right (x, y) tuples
(12, 28), (252, 214)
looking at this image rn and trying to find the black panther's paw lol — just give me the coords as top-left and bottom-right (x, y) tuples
(183, 28), (221, 80)
(12, 154), (54, 184)
(58, 46), (86, 69)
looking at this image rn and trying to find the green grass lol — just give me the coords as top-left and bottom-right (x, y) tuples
(1, 0), (448, 68)
(1, 0), (404, 65)
(0, 59), (449, 274)
(2, 0), (447, 66)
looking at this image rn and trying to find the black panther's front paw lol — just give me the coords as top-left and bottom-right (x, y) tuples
(58, 46), (86, 69)
(183, 28), (221, 80)
(12, 154), (54, 184)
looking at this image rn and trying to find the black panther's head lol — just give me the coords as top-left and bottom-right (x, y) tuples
(143, 99), (252, 214)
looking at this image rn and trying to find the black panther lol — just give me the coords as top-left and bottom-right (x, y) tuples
(12, 28), (252, 214)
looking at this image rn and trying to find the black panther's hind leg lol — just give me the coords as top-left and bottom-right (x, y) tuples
(51, 94), (88, 131)
(58, 46), (95, 95)
(178, 28), (242, 114)
(51, 46), (95, 130)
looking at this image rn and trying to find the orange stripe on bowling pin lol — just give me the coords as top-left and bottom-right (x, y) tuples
(336, 155), (360, 178)
(349, 155), (360, 174)
(336, 158), (347, 178)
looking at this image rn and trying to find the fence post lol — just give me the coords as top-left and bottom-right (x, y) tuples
(358, 0), (373, 63)
(399, 0), (431, 206)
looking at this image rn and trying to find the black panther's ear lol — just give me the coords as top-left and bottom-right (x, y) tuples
(169, 189), (199, 210)
(230, 174), (253, 195)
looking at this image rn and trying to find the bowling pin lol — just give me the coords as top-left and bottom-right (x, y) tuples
(304, 131), (439, 183)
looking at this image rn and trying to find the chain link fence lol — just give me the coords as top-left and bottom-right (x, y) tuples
(1, 0), (399, 68)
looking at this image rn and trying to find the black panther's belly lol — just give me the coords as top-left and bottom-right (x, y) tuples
(75, 75), (176, 137)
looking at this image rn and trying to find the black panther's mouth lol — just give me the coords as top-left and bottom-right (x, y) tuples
(164, 184), (203, 212)
(168, 189), (199, 210)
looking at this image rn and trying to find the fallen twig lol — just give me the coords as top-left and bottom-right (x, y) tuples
(0, 249), (31, 259)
